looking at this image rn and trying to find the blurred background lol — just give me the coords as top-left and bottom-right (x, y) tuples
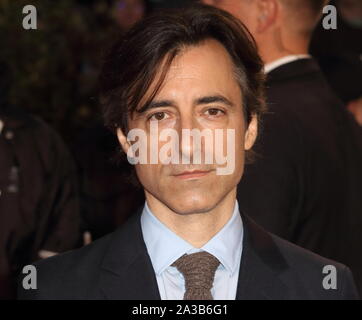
(0, 0), (361, 299)
(0, 0), (196, 243)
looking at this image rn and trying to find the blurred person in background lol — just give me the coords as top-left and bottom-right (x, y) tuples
(204, 0), (362, 294)
(0, 62), (82, 299)
(310, 0), (362, 126)
(0, 0), (150, 243)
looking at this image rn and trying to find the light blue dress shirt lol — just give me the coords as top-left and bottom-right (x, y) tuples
(141, 201), (244, 300)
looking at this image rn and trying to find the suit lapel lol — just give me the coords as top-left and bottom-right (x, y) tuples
(99, 211), (161, 300)
(98, 209), (291, 300)
(236, 215), (291, 300)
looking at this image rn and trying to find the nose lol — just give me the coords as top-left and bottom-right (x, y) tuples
(178, 114), (205, 165)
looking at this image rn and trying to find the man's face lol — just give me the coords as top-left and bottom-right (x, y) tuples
(339, 0), (362, 28)
(118, 39), (257, 215)
(203, 0), (259, 35)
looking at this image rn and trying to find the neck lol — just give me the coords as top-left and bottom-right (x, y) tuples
(145, 189), (237, 248)
(259, 30), (310, 64)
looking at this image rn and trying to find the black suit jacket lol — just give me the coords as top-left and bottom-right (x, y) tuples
(18, 210), (359, 300)
(237, 58), (362, 294)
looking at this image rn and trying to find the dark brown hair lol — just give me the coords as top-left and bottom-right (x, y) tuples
(100, 3), (266, 135)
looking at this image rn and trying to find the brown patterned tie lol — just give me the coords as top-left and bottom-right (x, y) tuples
(171, 251), (220, 300)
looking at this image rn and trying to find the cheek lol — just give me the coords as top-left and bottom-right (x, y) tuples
(134, 164), (159, 191)
(231, 119), (247, 171)
(229, 113), (247, 145)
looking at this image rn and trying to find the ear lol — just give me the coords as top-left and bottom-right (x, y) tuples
(244, 115), (258, 151)
(256, 0), (278, 33)
(116, 128), (133, 156)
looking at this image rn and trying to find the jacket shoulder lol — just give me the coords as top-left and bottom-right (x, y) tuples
(270, 233), (359, 299)
(18, 232), (114, 300)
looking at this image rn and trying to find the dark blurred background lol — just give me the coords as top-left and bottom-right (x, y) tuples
(0, 0), (195, 242)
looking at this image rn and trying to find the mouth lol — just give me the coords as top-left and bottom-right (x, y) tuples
(173, 169), (213, 180)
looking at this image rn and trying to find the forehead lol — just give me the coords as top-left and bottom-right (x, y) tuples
(148, 39), (241, 103)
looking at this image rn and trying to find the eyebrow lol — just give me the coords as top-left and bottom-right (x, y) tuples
(195, 95), (234, 107)
(137, 100), (176, 113)
(137, 94), (234, 113)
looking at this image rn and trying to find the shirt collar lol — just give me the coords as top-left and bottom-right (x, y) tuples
(264, 54), (312, 74)
(141, 201), (243, 276)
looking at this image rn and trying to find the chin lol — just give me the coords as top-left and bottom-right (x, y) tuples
(166, 193), (219, 215)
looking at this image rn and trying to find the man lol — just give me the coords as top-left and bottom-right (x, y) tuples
(310, 0), (362, 125)
(204, 0), (362, 294)
(0, 63), (82, 299)
(18, 4), (359, 300)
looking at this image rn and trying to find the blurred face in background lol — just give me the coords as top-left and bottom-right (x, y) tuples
(112, 0), (146, 31)
(338, 0), (362, 28)
(202, 0), (259, 35)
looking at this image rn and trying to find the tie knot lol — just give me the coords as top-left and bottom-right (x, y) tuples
(171, 251), (220, 300)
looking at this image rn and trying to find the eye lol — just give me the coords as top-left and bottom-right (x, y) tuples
(149, 111), (169, 121)
(204, 108), (225, 117)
